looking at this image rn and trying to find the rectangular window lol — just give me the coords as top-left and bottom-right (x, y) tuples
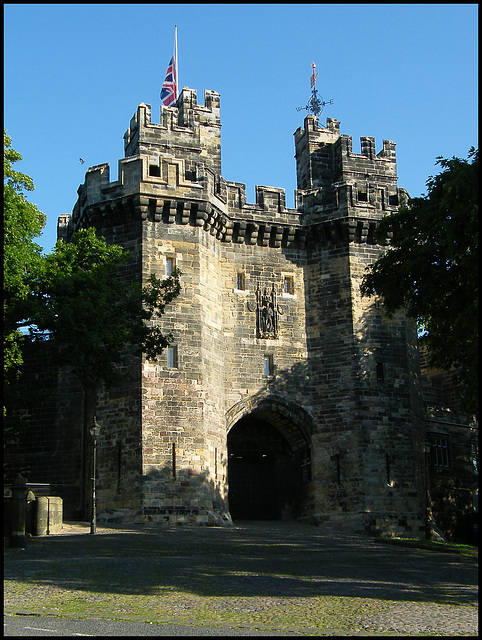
(429, 433), (450, 469)
(376, 362), (385, 382)
(237, 272), (246, 290)
(167, 345), (178, 369)
(264, 354), (273, 377)
(283, 276), (294, 295)
(117, 442), (122, 489)
(379, 188), (386, 210)
(166, 257), (175, 276)
(149, 164), (161, 177)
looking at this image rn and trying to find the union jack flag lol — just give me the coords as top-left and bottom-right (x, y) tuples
(160, 55), (177, 107)
(160, 27), (178, 107)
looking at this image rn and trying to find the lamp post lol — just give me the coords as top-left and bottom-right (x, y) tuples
(423, 441), (431, 540)
(90, 417), (100, 535)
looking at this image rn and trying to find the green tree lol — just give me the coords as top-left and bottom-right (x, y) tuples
(4, 133), (180, 415)
(361, 148), (478, 414)
(23, 228), (181, 389)
(4, 131), (46, 390)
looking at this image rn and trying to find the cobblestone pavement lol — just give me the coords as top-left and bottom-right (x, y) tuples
(4, 521), (478, 636)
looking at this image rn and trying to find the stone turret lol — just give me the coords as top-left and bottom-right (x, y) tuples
(294, 114), (406, 226)
(124, 88), (221, 176)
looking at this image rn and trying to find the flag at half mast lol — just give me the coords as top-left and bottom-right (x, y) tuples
(160, 25), (178, 107)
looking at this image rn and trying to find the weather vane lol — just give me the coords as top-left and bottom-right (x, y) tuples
(296, 62), (333, 117)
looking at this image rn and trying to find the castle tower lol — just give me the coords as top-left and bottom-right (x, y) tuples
(57, 89), (426, 535)
(294, 114), (425, 532)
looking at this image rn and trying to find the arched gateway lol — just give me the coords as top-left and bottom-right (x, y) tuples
(226, 396), (314, 521)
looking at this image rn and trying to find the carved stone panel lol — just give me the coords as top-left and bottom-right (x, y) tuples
(247, 284), (283, 339)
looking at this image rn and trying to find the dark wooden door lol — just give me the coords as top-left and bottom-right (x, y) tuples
(228, 454), (277, 520)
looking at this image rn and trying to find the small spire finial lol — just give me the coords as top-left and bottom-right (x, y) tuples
(297, 62), (333, 118)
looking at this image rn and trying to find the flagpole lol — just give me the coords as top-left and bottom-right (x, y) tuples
(174, 25), (179, 100)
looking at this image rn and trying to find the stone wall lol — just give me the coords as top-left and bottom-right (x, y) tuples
(4, 346), (85, 519)
(5, 87), (475, 539)
(58, 89), (429, 533)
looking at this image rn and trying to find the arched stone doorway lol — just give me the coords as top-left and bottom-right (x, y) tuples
(226, 396), (313, 521)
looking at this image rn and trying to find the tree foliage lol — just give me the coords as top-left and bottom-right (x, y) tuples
(22, 229), (181, 389)
(4, 132), (181, 414)
(361, 148), (478, 414)
(4, 131), (46, 387)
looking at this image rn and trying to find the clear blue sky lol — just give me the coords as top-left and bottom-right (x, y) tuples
(4, 4), (478, 254)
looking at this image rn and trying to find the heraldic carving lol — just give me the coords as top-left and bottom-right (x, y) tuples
(247, 283), (283, 339)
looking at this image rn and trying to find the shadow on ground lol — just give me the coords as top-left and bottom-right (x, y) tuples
(4, 521), (478, 606)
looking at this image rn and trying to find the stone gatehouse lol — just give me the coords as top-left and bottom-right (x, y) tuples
(6, 88), (477, 538)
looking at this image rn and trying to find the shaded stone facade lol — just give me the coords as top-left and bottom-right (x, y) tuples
(6, 88), (477, 538)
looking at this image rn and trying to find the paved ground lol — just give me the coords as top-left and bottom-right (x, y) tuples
(4, 614), (294, 636)
(4, 521), (478, 636)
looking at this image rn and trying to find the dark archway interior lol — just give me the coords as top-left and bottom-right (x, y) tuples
(227, 415), (309, 521)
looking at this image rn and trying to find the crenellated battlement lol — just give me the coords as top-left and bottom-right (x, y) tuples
(334, 133), (397, 166)
(63, 88), (304, 245)
(295, 114), (401, 221)
(62, 90), (406, 250)
(123, 88), (221, 175)
(295, 115), (397, 189)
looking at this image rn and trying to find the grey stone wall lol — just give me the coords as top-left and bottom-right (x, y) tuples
(55, 89), (429, 534)
(7, 87), (472, 538)
(4, 346), (85, 520)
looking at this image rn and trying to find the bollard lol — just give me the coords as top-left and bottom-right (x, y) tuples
(25, 490), (37, 536)
(37, 496), (63, 535)
(10, 474), (28, 549)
